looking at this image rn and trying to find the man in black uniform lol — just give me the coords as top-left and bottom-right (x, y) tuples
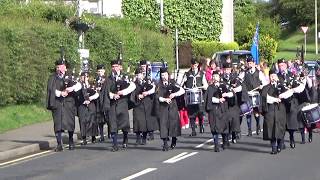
(155, 67), (185, 151)
(182, 58), (208, 136)
(205, 70), (229, 152)
(261, 68), (293, 154)
(131, 62), (158, 145)
(107, 60), (136, 152)
(95, 64), (110, 142)
(46, 59), (81, 151)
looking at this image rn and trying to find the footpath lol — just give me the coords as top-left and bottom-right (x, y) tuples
(0, 121), (81, 162)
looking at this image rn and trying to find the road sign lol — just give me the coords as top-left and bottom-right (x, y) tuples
(301, 26), (309, 34)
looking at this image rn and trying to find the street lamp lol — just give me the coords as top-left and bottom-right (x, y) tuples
(156, 0), (164, 27)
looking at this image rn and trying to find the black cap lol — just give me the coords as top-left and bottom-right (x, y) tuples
(111, 60), (119, 66)
(246, 56), (254, 63)
(139, 60), (147, 65)
(277, 58), (286, 64)
(191, 58), (198, 65)
(96, 64), (105, 70)
(55, 59), (66, 66)
(134, 68), (141, 75)
(223, 63), (232, 69)
(269, 67), (277, 75)
(160, 67), (168, 74)
(80, 71), (89, 76)
(212, 70), (219, 75)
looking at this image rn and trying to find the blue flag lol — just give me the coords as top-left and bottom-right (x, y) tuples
(251, 23), (259, 64)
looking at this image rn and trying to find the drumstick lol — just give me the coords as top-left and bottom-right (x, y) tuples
(248, 86), (260, 93)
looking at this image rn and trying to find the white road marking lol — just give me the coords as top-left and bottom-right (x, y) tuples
(195, 139), (213, 148)
(0, 150), (53, 167)
(121, 168), (157, 180)
(163, 152), (198, 164)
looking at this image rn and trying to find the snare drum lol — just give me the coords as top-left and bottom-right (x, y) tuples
(185, 89), (203, 105)
(301, 103), (320, 127)
(248, 91), (261, 108)
(240, 102), (253, 116)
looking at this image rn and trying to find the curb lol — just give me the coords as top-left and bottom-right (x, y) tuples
(0, 134), (80, 162)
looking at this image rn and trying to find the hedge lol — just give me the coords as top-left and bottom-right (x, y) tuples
(122, 0), (223, 41)
(192, 41), (240, 58)
(0, 2), (174, 106)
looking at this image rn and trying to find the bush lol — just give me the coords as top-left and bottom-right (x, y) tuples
(0, 2), (174, 106)
(122, 0), (223, 41)
(0, 16), (78, 106)
(192, 41), (239, 58)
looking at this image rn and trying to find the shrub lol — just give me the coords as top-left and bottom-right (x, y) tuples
(192, 41), (239, 58)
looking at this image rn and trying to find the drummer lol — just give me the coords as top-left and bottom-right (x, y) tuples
(243, 57), (268, 136)
(181, 58), (208, 136)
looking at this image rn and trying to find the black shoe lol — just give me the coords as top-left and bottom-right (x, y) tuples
(81, 139), (87, 145)
(308, 136), (312, 143)
(170, 143), (176, 149)
(68, 143), (75, 150)
(189, 131), (197, 137)
(141, 138), (147, 145)
(122, 143), (128, 149)
(111, 145), (119, 152)
(231, 138), (237, 144)
(290, 141), (296, 149)
(54, 145), (63, 152)
(270, 150), (277, 155)
(256, 126), (261, 135)
(247, 130), (252, 136)
(92, 136), (96, 144)
(162, 144), (169, 151)
(277, 147), (281, 153)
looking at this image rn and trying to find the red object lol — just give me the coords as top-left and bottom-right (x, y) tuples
(179, 108), (189, 128)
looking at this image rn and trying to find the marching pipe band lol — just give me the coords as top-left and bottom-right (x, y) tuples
(46, 55), (320, 155)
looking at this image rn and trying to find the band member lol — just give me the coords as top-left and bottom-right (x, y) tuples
(46, 59), (81, 151)
(261, 68), (293, 154)
(182, 58), (208, 136)
(108, 60), (136, 152)
(78, 72), (99, 145)
(222, 63), (242, 143)
(243, 57), (268, 136)
(139, 60), (157, 140)
(131, 64), (158, 145)
(95, 64), (109, 142)
(155, 67), (185, 151)
(205, 71), (229, 152)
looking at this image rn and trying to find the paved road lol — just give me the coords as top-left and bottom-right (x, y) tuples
(1, 120), (320, 180)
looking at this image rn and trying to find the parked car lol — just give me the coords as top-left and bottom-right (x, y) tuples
(304, 60), (320, 78)
(212, 50), (252, 67)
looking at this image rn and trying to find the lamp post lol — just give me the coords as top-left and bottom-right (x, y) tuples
(156, 0), (164, 27)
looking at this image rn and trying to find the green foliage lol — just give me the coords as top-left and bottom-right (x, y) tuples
(241, 34), (278, 64)
(84, 17), (174, 73)
(0, 16), (79, 106)
(234, 2), (281, 46)
(0, 104), (50, 133)
(122, 0), (223, 41)
(0, 0), (75, 23)
(192, 41), (239, 58)
(0, 2), (174, 106)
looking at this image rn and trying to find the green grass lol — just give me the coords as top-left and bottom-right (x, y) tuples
(0, 104), (51, 133)
(277, 25), (320, 60)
